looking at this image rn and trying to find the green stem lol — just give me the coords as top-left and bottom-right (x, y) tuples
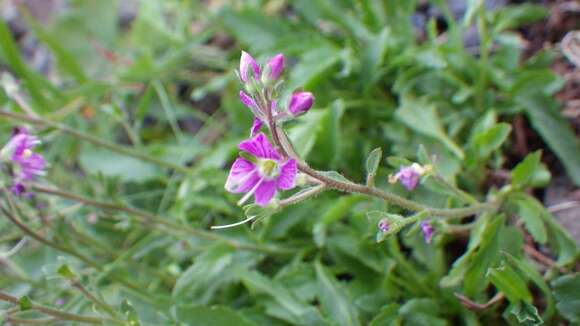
(32, 184), (294, 255)
(0, 291), (116, 325)
(432, 175), (479, 205)
(70, 280), (120, 320)
(0, 109), (191, 174)
(279, 185), (326, 207)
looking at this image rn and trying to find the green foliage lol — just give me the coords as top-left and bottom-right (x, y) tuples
(0, 1), (578, 325)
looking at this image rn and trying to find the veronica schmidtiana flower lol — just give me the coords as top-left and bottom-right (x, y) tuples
(389, 163), (426, 191)
(0, 127), (46, 196)
(263, 53), (284, 82)
(225, 133), (297, 206)
(420, 221), (434, 244)
(239, 51), (261, 83)
(288, 92), (314, 116)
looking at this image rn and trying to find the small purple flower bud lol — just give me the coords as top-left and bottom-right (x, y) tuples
(420, 221), (434, 244)
(55, 298), (65, 306)
(239, 51), (261, 83)
(378, 219), (390, 233)
(264, 54), (284, 81)
(239, 91), (257, 109)
(250, 117), (262, 137)
(288, 92), (314, 116)
(390, 164), (424, 191)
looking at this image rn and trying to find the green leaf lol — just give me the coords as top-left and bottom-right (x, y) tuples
(313, 195), (365, 247)
(57, 264), (76, 280)
(441, 214), (505, 292)
(365, 147), (382, 186)
(172, 243), (235, 304)
(399, 298), (448, 326)
(493, 4), (548, 32)
(487, 261), (532, 303)
(288, 110), (327, 158)
(79, 148), (162, 182)
(503, 253), (555, 319)
(315, 261), (361, 326)
(174, 305), (256, 326)
(314, 99), (346, 168)
(473, 123), (511, 157)
(369, 304), (401, 326)
(514, 197), (547, 244)
(518, 95), (580, 186)
(396, 97), (464, 159)
(239, 269), (326, 326)
(552, 274), (580, 323)
(508, 301), (543, 326)
(511, 151), (551, 188)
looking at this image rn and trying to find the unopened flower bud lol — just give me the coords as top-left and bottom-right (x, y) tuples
(288, 92), (314, 116)
(262, 54), (284, 83)
(239, 51), (261, 83)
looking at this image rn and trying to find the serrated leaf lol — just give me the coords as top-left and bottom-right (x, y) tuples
(508, 301), (543, 326)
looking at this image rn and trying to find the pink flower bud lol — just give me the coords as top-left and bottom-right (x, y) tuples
(288, 92), (314, 116)
(239, 51), (260, 83)
(264, 54), (284, 81)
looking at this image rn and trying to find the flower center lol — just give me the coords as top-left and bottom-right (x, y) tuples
(23, 149), (33, 158)
(258, 159), (280, 179)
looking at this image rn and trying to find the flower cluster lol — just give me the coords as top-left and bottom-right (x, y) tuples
(0, 127), (46, 196)
(225, 51), (315, 206)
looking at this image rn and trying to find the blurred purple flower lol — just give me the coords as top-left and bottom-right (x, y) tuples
(421, 221), (434, 244)
(225, 133), (297, 206)
(389, 163), (425, 191)
(378, 219), (390, 233)
(1, 127), (46, 196)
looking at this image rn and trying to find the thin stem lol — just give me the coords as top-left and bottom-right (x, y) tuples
(0, 109), (191, 174)
(0, 237), (27, 258)
(32, 184), (294, 255)
(70, 280), (120, 319)
(296, 162), (493, 219)
(0, 291), (112, 325)
(279, 185), (326, 207)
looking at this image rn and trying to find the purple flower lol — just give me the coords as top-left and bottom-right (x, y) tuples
(239, 51), (261, 83)
(264, 54), (285, 81)
(225, 133), (297, 206)
(1, 127), (46, 196)
(378, 219), (389, 233)
(239, 91), (262, 118)
(420, 221), (434, 244)
(389, 163), (424, 191)
(288, 92), (314, 116)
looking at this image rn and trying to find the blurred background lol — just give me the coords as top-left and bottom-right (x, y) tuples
(0, 0), (579, 325)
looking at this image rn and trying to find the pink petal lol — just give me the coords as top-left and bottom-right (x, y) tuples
(238, 133), (280, 160)
(277, 159), (297, 190)
(250, 118), (262, 137)
(225, 158), (260, 193)
(254, 180), (277, 206)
